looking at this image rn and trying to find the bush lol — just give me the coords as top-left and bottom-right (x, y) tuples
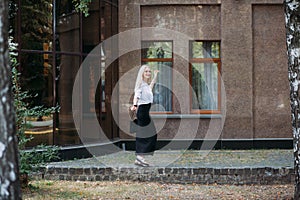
(20, 144), (60, 175)
(9, 37), (60, 177)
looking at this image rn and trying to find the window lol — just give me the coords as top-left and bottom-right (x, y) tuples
(190, 41), (221, 114)
(142, 41), (173, 113)
(14, 0), (119, 146)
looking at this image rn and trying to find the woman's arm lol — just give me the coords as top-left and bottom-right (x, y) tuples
(150, 70), (159, 90)
(131, 88), (141, 111)
(131, 96), (138, 111)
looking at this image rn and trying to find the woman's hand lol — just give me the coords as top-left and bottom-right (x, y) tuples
(131, 105), (137, 111)
(150, 70), (159, 90)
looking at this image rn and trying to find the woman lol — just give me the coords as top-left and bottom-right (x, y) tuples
(131, 64), (159, 167)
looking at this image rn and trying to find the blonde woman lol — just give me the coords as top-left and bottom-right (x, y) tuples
(131, 65), (159, 167)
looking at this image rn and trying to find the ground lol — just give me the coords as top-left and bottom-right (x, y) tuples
(23, 149), (294, 199)
(23, 180), (293, 200)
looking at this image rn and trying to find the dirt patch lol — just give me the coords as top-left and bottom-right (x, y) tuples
(23, 180), (293, 200)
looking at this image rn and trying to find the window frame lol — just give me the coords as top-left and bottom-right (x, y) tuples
(141, 40), (174, 114)
(189, 40), (222, 114)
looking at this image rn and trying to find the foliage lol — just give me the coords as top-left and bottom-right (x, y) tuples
(10, 38), (58, 148)
(72, 0), (92, 17)
(10, 0), (53, 108)
(20, 145), (60, 174)
(20, 0), (52, 43)
(9, 37), (60, 175)
(10, 37), (31, 149)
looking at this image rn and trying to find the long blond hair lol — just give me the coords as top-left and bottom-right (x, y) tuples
(134, 65), (151, 92)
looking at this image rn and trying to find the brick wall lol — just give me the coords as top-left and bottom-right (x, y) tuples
(35, 166), (293, 185)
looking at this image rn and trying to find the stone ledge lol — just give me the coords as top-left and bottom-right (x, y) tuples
(32, 166), (294, 185)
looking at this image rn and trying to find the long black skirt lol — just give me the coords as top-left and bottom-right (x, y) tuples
(136, 103), (157, 155)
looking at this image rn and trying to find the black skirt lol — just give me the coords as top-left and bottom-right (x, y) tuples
(136, 103), (157, 155)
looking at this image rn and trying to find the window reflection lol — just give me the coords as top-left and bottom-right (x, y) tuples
(190, 41), (221, 112)
(191, 63), (218, 110)
(142, 41), (172, 59)
(142, 41), (173, 113)
(15, 0), (119, 146)
(192, 41), (220, 58)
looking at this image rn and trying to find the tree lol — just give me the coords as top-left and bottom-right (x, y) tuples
(284, 0), (300, 199)
(0, 0), (21, 199)
(73, 0), (92, 16)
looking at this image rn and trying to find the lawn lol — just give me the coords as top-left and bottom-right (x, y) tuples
(23, 180), (293, 200)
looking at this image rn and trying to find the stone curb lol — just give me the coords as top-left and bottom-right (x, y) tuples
(32, 166), (294, 185)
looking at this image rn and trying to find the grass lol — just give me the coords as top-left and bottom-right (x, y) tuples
(23, 149), (293, 199)
(23, 180), (293, 200)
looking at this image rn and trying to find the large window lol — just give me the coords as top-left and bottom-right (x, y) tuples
(13, 0), (119, 146)
(142, 41), (173, 113)
(190, 41), (221, 114)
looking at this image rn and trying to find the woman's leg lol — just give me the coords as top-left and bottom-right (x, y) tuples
(135, 104), (156, 166)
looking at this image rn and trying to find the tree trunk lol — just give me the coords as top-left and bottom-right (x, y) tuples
(284, 0), (300, 199)
(0, 0), (21, 199)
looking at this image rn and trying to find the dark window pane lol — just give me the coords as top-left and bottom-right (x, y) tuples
(58, 0), (75, 16)
(142, 41), (172, 59)
(20, 52), (52, 107)
(57, 55), (81, 146)
(192, 41), (220, 58)
(57, 13), (81, 52)
(20, 52), (54, 147)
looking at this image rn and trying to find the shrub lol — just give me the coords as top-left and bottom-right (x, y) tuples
(9, 37), (60, 177)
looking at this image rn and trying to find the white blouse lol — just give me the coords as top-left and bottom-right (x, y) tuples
(134, 81), (153, 106)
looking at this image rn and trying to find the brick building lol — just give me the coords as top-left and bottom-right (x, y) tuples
(117, 0), (290, 149)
